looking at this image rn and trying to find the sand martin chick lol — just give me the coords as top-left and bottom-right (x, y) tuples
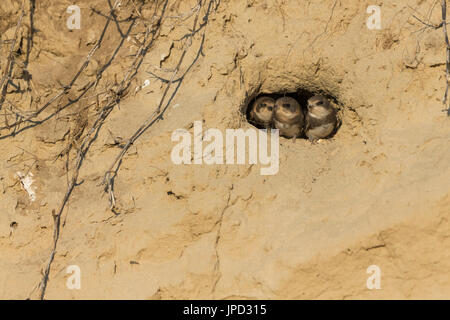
(249, 96), (276, 129)
(305, 95), (337, 142)
(274, 96), (304, 141)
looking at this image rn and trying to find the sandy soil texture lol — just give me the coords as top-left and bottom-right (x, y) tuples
(0, 0), (449, 299)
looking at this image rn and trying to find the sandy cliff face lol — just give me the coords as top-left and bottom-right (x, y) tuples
(0, 0), (449, 299)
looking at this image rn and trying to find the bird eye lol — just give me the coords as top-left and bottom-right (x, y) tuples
(316, 101), (324, 106)
(283, 103), (290, 109)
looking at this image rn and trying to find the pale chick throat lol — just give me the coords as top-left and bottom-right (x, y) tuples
(309, 106), (332, 119)
(258, 109), (273, 122)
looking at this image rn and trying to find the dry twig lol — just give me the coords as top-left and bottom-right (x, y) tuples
(103, 0), (218, 212)
(409, 1), (450, 115)
(35, 0), (169, 300)
(442, 0), (450, 115)
(0, 2), (128, 138)
(0, 6), (25, 111)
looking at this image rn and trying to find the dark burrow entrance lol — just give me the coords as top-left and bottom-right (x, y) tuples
(244, 89), (341, 140)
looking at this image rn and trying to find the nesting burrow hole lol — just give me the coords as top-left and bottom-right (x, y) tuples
(242, 88), (342, 140)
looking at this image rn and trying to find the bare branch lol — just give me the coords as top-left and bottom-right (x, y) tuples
(0, 7), (25, 111)
(36, 0), (169, 300)
(104, 0), (218, 212)
(442, 0), (450, 115)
